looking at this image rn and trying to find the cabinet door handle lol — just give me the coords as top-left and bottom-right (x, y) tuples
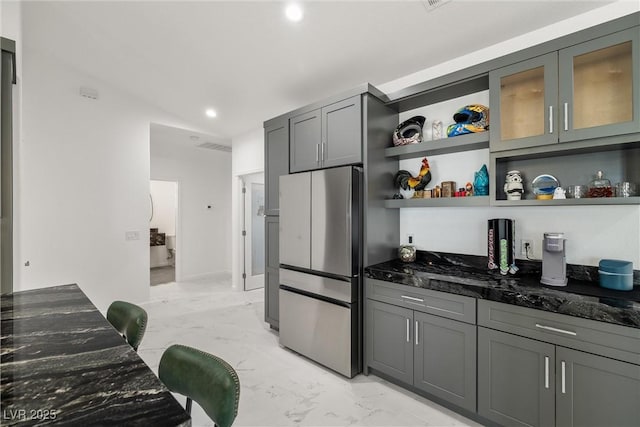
(415, 321), (419, 345)
(535, 323), (577, 336)
(406, 318), (410, 342)
(401, 295), (424, 303)
(320, 142), (325, 162)
(316, 144), (320, 163)
(544, 356), (550, 389)
(548, 106), (553, 133)
(563, 102), (569, 131)
(561, 361), (566, 394)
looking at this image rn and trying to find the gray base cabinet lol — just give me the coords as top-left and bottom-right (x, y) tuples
(366, 298), (476, 412)
(556, 347), (640, 427)
(264, 216), (279, 328)
(478, 299), (640, 427)
(478, 327), (555, 427)
(366, 300), (413, 384)
(414, 311), (476, 412)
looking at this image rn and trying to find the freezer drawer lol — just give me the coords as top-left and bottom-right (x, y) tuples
(279, 289), (357, 378)
(279, 268), (355, 303)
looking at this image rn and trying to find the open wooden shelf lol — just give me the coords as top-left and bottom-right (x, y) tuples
(384, 196), (490, 208)
(385, 132), (489, 159)
(492, 197), (640, 207)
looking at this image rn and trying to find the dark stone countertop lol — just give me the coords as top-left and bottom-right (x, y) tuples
(0, 284), (191, 426)
(365, 251), (640, 329)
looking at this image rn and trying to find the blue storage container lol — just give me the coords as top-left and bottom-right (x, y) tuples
(598, 271), (632, 291)
(598, 259), (633, 274)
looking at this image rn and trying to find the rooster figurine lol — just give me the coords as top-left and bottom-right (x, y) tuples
(394, 157), (432, 191)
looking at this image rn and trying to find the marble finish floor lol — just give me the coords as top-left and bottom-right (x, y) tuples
(138, 276), (481, 427)
(151, 265), (176, 286)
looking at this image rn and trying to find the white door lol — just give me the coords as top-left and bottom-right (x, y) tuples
(242, 173), (265, 291)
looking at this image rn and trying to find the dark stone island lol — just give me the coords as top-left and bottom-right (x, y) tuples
(0, 284), (190, 427)
(365, 251), (640, 329)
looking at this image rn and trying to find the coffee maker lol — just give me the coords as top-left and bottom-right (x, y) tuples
(540, 232), (568, 286)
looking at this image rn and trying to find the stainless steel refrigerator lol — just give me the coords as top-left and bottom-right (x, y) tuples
(278, 166), (362, 378)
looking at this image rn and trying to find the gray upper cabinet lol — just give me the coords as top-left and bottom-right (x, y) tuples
(290, 95), (362, 172)
(558, 27), (640, 142)
(491, 27), (639, 152)
(264, 119), (289, 216)
(555, 346), (640, 427)
(290, 109), (322, 173)
(478, 327), (555, 427)
(490, 52), (559, 152)
(321, 96), (362, 169)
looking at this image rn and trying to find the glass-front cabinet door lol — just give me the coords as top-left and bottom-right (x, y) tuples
(490, 52), (559, 152)
(559, 27), (640, 142)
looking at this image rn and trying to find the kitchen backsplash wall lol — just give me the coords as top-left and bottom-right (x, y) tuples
(399, 205), (640, 268)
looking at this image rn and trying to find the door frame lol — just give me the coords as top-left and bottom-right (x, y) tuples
(239, 171), (265, 291)
(149, 179), (181, 282)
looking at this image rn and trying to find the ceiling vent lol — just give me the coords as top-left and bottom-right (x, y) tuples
(196, 142), (232, 152)
(421, 0), (452, 12)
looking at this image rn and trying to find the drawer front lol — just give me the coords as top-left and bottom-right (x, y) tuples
(478, 300), (640, 365)
(366, 279), (476, 324)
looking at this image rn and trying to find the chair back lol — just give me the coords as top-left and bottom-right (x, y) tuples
(106, 300), (148, 351)
(159, 344), (240, 427)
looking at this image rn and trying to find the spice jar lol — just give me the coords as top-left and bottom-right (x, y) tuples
(588, 171), (613, 198)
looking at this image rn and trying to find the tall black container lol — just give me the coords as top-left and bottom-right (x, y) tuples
(488, 218), (515, 274)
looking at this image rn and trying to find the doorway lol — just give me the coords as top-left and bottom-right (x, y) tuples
(241, 172), (265, 291)
(150, 180), (178, 286)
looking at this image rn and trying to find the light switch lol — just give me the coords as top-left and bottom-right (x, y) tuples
(125, 231), (140, 241)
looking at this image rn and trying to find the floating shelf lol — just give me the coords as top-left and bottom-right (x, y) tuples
(385, 132), (489, 159)
(492, 197), (640, 207)
(384, 196), (490, 208)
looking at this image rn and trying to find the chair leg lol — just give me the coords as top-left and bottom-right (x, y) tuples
(185, 397), (192, 414)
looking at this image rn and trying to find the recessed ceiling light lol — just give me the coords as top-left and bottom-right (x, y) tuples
(285, 3), (303, 22)
(205, 109), (217, 118)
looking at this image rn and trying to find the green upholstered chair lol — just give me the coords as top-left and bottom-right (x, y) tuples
(159, 344), (240, 427)
(106, 301), (148, 351)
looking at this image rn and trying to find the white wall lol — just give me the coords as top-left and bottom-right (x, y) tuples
(18, 45), (213, 310)
(231, 128), (264, 290)
(150, 180), (177, 236)
(151, 136), (232, 282)
(384, 3), (640, 268)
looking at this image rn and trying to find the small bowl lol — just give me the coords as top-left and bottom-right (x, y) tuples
(599, 270), (633, 291)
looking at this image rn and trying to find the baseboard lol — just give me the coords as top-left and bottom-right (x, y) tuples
(180, 271), (231, 282)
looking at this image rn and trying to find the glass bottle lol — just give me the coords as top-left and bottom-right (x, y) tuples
(398, 236), (416, 263)
(588, 170), (613, 198)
